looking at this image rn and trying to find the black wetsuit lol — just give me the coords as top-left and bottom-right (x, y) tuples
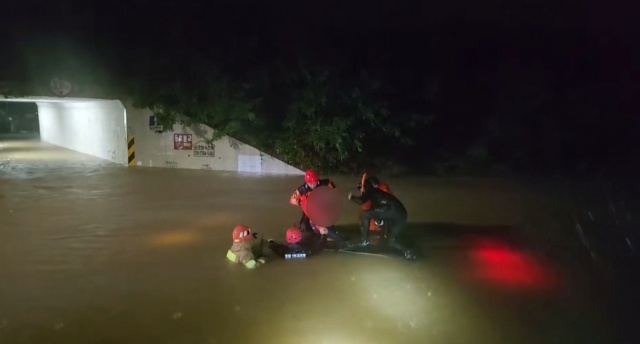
(294, 179), (336, 232)
(350, 181), (413, 258)
(268, 232), (328, 258)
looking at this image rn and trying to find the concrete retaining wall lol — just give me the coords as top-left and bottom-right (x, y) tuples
(125, 106), (303, 175)
(37, 100), (128, 164)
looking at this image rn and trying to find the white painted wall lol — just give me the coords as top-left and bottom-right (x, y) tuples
(37, 100), (127, 164)
(125, 105), (303, 175)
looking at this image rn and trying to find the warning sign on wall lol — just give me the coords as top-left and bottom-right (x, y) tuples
(193, 142), (215, 157)
(174, 134), (192, 150)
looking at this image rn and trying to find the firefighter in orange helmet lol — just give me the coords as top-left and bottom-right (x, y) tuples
(357, 173), (394, 236)
(226, 225), (267, 268)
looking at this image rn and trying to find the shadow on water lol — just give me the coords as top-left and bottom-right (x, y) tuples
(332, 222), (530, 262)
(336, 222), (519, 247)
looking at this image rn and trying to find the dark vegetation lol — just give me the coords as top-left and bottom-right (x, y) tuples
(0, 1), (636, 176)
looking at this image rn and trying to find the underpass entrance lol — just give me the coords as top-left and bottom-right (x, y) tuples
(0, 97), (128, 165)
(0, 101), (39, 135)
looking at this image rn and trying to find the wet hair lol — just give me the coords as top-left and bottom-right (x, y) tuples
(367, 176), (380, 185)
(357, 173), (379, 190)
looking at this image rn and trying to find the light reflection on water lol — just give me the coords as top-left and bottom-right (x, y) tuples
(0, 137), (611, 344)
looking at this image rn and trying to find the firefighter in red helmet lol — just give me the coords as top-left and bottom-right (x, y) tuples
(226, 225), (267, 268)
(290, 170), (337, 232)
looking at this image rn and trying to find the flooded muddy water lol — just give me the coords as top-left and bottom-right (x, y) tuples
(0, 136), (612, 344)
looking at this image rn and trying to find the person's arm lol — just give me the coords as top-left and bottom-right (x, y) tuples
(349, 190), (370, 205)
(290, 187), (304, 206)
(268, 240), (291, 258)
(304, 234), (328, 256)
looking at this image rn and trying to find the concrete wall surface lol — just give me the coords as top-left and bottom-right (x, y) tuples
(125, 106), (303, 175)
(37, 100), (128, 164)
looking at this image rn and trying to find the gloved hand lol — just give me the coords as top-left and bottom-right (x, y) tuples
(267, 239), (274, 243)
(317, 227), (329, 235)
(257, 256), (267, 264)
(252, 232), (258, 239)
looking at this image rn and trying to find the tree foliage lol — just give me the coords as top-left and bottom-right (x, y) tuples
(129, 75), (260, 143)
(271, 67), (400, 173)
(120, 47), (417, 173)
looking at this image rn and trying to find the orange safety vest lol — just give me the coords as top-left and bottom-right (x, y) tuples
(290, 180), (337, 206)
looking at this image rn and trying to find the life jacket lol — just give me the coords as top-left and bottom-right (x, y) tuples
(377, 181), (392, 194)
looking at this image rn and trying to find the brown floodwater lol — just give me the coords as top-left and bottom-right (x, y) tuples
(0, 136), (612, 344)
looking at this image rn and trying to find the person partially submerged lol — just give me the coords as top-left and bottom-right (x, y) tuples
(348, 178), (415, 260)
(226, 225), (267, 268)
(268, 227), (328, 258)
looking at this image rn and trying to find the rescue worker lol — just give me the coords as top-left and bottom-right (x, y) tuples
(348, 178), (415, 260)
(290, 170), (339, 237)
(268, 227), (328, 258)
(356, 173), (393, 235)
(226, 225), (267, 268)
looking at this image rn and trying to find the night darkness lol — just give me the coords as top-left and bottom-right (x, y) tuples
(1, 0), (638, 176)
(1, 1), (640, 343)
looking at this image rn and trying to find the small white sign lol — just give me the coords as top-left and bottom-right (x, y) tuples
(148, 115), (163, 131)
(238, 155), (261, 173)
